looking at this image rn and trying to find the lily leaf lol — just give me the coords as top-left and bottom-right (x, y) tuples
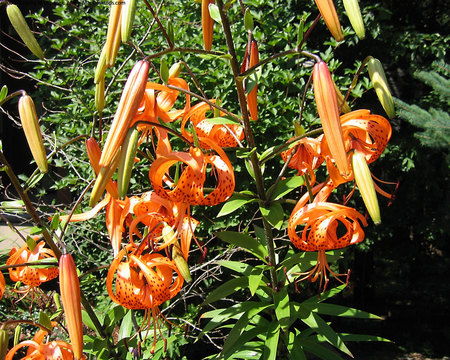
(274, 287), (290, 332)
(267, 176), (304, 200)
(262, 322), (280, 360)
(208, 3), (221, 23)
(259, 202), (284, 229)
(216, 231), (268, 262)
(217, 192), (257, 217)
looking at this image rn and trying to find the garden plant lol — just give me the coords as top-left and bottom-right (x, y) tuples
(0, 0), (408, 358)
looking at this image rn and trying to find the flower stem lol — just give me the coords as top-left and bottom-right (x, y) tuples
(215, 0), (278, 288)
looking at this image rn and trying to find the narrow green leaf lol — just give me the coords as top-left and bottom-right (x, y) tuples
(299, 339), (346, 360)
(222, 325), (268, 359)
(309, 303), (382, 319)
(82, 310), (97, 332)
(208, 3), (222, 23)
(50, 213), (60, 230)
(301, 311), (353, 357)
(217, 193), (257, 217)
(302, 284), (347, 304)
(248, 266), (265, 295)
(267, 176), (304, 200)
(262, 322), (280, 360)
(201, 276), (249, 306)
(274, 287), (290, 332)
(222, 303), (272, 356)
(206, 116), (240, 125)
(259, 202), (284, 229)
(39, 311), (52, 331)
(287, 330), (307, 360)
(199, 302), (265, 337)
(118, 310), (133, 340)
(218, 260), (254, 275)
(339, 333), (392, 342)
(216, 231), (268, 262)
(26, 235), (37, 251)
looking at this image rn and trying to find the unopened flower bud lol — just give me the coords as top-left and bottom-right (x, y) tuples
(367, 57), (395, 119)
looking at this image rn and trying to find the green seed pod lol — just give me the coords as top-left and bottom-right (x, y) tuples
(117, 128), (139, 199)
(367, 57), (395, 119)
(7, 4), (44, 59)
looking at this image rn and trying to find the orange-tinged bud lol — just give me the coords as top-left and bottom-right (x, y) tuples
(105, 3), (123, 67)
(85, 138), (118, 199)
(314, 0), (344, 42)
(313, 61), (350, 176)
(352, 150), (380, 224)
(343, 0), (365, 40)
(0, 271), (5, 301)
(99, 60), (149, 167)
(247, 40), (259, 121)
(6, 4), (44, 59)
(18, 94), (48, 173)
(59, 253), (83, 360)
(168, 62), (183, 79)
(202, 0), (215, 50)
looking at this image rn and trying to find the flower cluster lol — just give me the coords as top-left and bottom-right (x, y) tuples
(283, 61), (394, 292)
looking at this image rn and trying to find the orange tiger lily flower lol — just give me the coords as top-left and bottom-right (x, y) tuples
(5, 321), (86, 360)
(313, 61), (350, 176)
(7, 241), (58, 287)
(288, 201), (367, 291)
(181, 101), (244, 148)
(130, 192), (199, 259)
(201, 0), (215, 50)
(107, 246), (184, 353)
(314, 0), (344, 41)
(281, 137), (324, 185)
(148, 137), (235, 206)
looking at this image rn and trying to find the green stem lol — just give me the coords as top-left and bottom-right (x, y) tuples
(215, 0), (278, 288)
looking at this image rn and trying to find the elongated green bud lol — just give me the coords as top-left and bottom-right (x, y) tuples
(121, 0), (137, 42)
(172, 243), (192, 283)
(117, 128), (139, 199)
(6, 4), (44, 59)
(367, 57), (395, 119)
(90, 149), (121, 207)
(333, 82), (351, 113)
(18, 94), (48, 173)
(94, 44), (107, 84)
(352, 150), (380, 224)
(95, 79), (105, 113)
(0, 329), (8, 360)
(343, 0), (365, 40)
